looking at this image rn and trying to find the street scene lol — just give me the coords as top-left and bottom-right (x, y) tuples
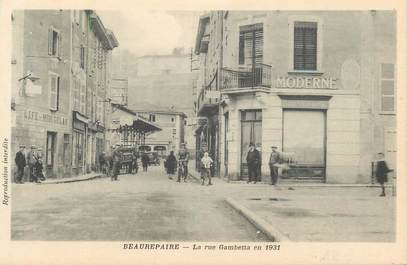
(10, 10), (396, 242)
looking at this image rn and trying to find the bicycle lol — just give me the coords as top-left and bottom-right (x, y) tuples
(177, 160), (188, 182)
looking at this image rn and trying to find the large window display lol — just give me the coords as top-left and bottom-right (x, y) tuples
(283, 109), (326, 181)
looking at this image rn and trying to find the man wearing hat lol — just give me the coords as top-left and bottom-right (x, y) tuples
(177, 143), (190, 182)
(269, 146), (281, 185)
(246, 142), (260, 184)
(26, 145), (38, 182)
(14, 145), (26, 183)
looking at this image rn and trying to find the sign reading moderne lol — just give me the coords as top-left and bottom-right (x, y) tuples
(275, 76), (337, 89)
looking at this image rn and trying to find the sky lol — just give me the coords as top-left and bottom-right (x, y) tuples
(97, 10), (202, 57)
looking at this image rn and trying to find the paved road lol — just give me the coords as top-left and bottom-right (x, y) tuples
(11, 166), (268, 241)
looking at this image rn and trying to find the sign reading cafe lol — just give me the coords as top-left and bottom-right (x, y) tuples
(275, 76), (337, 89)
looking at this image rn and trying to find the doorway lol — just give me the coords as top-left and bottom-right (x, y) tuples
(240, 110), (262, 179)
(46, 131), (57, 178)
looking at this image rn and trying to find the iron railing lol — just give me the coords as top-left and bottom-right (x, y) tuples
(220, 63), (272, 90)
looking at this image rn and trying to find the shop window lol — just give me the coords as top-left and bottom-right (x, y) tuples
(241, 109), (262, 121)
(239, 23), (263, 65)
(48, 27), (61, 57)
(293, 21), (317, 71)
(381, 63), (395, 112)
(49, 73), (60, 111)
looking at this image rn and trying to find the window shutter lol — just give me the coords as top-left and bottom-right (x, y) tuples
(381, 63), (395, 112)
(56, 76), (60, 110)
(48, 28), (53, 55)
(49, 75), (57, 110)
(294, 22), (317, 71)
(239, 33), (245, 64)
(57, 33), (62, 58)
(254, 29), (263, 64)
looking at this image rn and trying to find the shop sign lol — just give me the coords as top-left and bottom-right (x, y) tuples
(24, 109), (68, 126)
(206, 90), (221, 99)
(275, 76), (337, 89)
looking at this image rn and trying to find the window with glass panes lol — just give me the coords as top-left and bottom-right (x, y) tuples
(294, 21), (317, 71)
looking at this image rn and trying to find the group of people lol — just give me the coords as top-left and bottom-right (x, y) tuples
(164, 144), (214, 186)
(98, 144), (153, 182)
(14, 144), (46, 184)
(246, 142), (394, 196)
(164, 144), (191, 183)
(246, 142), (280, 185)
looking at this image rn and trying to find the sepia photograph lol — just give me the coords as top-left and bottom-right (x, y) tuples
(1, 1), (406, 264)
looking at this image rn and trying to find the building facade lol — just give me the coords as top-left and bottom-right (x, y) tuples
(137, 110), (186, 156)
(194, 11), (396, 183)
(11, 10), (118, 180)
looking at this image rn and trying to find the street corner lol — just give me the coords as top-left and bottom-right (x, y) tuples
(225, 197), (290, 242)
(226, 187), (396, 242)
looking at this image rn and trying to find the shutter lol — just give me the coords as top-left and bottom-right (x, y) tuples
(239, 32), (245, 64)
(56, 76), (60, 110)
(57, 33), (62, 58)
(294, 22), (317, 71)
(381, 63), (395, 112)
(254, 29), (263, 64)
(48, 28), (53, 55)
(49, 75), (57, 110)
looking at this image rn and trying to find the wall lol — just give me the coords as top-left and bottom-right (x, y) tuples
(214, 11), (395, 183)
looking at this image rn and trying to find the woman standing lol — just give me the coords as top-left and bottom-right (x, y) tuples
(165, 151), (177, 179)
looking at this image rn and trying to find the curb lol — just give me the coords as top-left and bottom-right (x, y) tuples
(39, 174), (105, 185)
(225, 197), (290, 242)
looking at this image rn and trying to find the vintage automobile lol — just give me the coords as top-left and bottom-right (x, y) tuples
(147, 151), (160, 166)
(115, 146), (138, 174)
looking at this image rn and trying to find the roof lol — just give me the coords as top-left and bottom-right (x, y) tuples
(89, 11), (118, 50)
(112, 104), (162, 133)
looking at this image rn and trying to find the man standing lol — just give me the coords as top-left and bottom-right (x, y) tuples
(177, 143), (190, 182)
(269, 146), (281, 185)
(246, 142), (260, 184)
(14, 145), (26, 184)
(111, 145), (121, 181)
(26, 145), (38, 182)
(141, 152), (149, 172)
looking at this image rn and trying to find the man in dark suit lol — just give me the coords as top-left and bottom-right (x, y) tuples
(15, 145), (26, 184)
(246, 142), (260, 184)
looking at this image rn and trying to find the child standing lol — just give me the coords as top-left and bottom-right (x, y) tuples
(375, 152), (393, 197)
(201, 152), (213, 186)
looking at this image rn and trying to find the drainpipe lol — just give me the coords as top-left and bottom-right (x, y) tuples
(216, 10), (224, 178)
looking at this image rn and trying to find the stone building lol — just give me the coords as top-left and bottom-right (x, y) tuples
(194, 11), (396, 183)
(11, 10), (118, 179)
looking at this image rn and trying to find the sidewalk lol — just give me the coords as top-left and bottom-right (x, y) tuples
(188, 161), (395, 242)
(39, 172), (105, 184)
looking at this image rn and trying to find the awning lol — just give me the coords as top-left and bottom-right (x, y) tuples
(74, 111), (89, 124)
(132, 118), (162, 134)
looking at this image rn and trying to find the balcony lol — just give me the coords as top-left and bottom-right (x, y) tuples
(220, 63), (272, 92)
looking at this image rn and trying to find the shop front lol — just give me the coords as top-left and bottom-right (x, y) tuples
(72, 111), (88, 175)
(221, 90), (361, 183)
